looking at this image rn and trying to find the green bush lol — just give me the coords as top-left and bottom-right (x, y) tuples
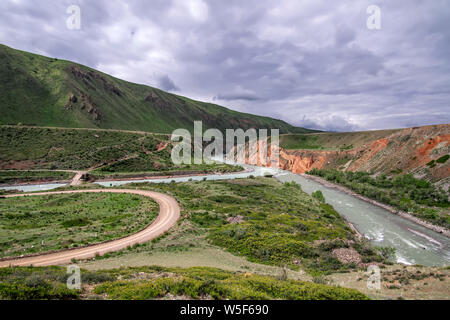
(61, 218), (91, 228)
(436, 155), (449, 164)
(312, 190), (325, 203)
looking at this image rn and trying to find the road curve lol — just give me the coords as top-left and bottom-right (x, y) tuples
(0, 189), (181, 267)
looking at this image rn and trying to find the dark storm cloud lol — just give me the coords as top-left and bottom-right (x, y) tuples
(0, 0), (449, 131)
(157, 74), (180, 92)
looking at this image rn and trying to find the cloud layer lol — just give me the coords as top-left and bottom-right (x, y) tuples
(1, 0), (449, 131)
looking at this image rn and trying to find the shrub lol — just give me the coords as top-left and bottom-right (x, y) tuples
(436, 155), (449, 164)
(312, 190), (325, 203)
(61, 218), (91, 228)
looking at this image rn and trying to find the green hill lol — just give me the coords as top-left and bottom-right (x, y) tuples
(0, 44), (312, 134)
(280, 129), (401, 150)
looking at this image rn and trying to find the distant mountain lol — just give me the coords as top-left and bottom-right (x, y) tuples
(0, 44), (313, 134)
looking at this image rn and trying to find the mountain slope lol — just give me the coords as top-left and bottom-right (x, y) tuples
(0, 44), (312, 134)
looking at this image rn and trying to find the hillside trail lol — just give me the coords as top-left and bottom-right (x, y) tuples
(69, 154), (140, 185)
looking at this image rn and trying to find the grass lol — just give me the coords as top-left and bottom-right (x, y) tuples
(0, 193), (157, 258)
(0, 266), (368, 300)
(280, 129), (399, 150)
(80, 246), (311, 280)
(280, 135), (322, 150)
(0, 126), (241, 174)
(0, 44), (311, 134)
(308, 169), (450, 228)
(0, 170), (74, 184)
(93, 163), (243, 178)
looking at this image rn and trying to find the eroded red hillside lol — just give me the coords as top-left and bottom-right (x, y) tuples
(245, 124), (450, 182)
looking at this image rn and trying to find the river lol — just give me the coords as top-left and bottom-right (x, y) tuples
(1, 164), (449, 266)
(275, 171), (450, 267)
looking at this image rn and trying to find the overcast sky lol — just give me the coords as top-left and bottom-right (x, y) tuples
(1, 0), (449, 131)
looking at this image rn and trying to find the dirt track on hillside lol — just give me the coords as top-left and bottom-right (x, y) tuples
(0, 189), (181, 267)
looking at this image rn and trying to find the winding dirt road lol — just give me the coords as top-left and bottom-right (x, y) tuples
(0, 189), (180, 267)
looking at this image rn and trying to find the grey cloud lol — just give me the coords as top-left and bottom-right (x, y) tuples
(296, 115), (360, 132)
(214, 93), (261, 101)
(214, 86), (262, 101)
(335, 25), (356, 47)
(157, 75), (180, 92)
(0, 0), (449, 131)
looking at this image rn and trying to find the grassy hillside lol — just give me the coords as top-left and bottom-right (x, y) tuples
(0, 126), (241, 175)
(0, 44), (312, 134)
(280, 129), (400, 150)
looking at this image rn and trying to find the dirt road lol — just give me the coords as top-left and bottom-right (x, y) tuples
(70, 171), (86, 186)
(0, 189), (181, 267)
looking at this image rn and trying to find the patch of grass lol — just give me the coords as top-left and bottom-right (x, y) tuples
(339, 144), (354, 151)
(0, 193), (158, 258)
(61, 218), (91, 228)
(280, 130), (398, 151)
(0, 170), (74, 184)
(94, 163), (243, 177)
(280, 135), (322, 150)
(0, 266), (115, 300)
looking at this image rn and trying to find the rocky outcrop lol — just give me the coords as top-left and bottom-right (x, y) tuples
(64, 93), (78, 110)
(63, 90), (102, 121)
(144, 89), (187, 114)
(145, 90), (159, 103)
(79, 92), (102, 121)
(69, 66), (121, 96)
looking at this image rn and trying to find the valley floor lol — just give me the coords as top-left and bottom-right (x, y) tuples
(1, 124), (449, 300)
